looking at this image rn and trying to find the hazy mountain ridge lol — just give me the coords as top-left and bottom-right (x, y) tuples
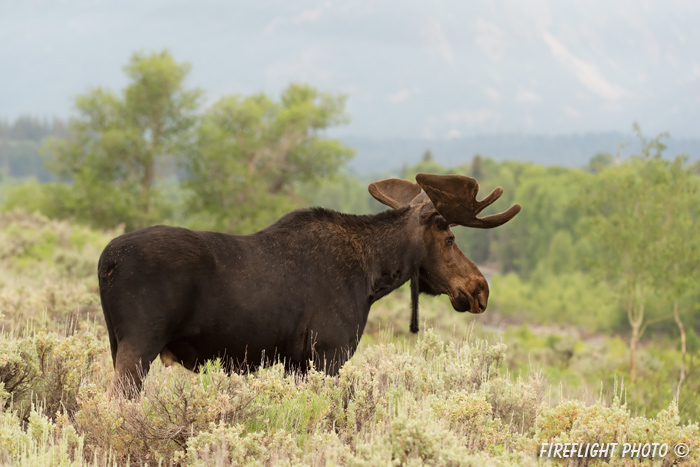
(344, 133), (700, 173)
(3, 129), (700, 181)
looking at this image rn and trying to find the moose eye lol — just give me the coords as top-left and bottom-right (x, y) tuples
(445, 236), (454, 247)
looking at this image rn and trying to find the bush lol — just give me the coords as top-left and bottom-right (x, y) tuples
(536, 397), (700, 465)
(0, 330), (107, 423)
(72, 360), (254, 465)
(0, 407), (85, 466)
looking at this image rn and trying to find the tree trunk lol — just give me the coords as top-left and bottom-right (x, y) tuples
(137, 159), (154, 230)
(630, 324), (638, 384)
(140, 123), (161, 228)
(627, 300), (644, 385)
(673, 298), (687, 385)
(142, 162), (153, 203)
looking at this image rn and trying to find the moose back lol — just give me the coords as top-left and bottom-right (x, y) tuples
(98, 173), (520, 394)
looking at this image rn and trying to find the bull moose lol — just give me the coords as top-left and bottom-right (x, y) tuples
(98, 173), (520, 394)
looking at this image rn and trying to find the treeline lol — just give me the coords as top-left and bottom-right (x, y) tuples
(0, 116), (69, 181)
(0, 115), (69, 142)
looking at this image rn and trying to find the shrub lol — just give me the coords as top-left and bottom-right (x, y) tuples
(536, 396), (700, 465)
(72, 360), (255, 465)
(0, 407), (85, 466)
(0, 330), (107, 422)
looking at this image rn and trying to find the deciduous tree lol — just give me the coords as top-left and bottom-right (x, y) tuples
(182, 83), (354, 233)
(581, 127), (696, 383)
(43, 50), (202, 230)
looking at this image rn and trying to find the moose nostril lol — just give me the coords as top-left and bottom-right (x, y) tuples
(477, 279), (489, 311)
(478, 292), (487, 311)
(458, 289), (473, 311)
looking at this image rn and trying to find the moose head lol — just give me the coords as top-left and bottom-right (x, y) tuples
(369, 173), (521, 331)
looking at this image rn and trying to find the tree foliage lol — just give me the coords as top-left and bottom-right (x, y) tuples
(579, 128), (700, 383)
(182, 83), (354, 233)
(586, 152), (614, 174)
(42, 50), (202, 230)
(22, 52), (355, 234)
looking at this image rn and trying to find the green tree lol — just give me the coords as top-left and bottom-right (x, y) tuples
(541, 230), (576, 275)
(182, 83), (354, 233)
(301, 171), (379, 215)
(402, 152), (448, 179)
(470, 154), (485, 179)
(651, 156), (700, 387)
(581, 128), (685, 383)
(42, 50), (202, 230)
(500, 164), (587, 276)
(586, 152), (613, 174)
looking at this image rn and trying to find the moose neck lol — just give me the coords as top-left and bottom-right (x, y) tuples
(267, 207), (423, 306)
(357, 207), (423, 305)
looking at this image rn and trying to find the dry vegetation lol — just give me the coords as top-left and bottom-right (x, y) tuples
(1, 211), (698, 466)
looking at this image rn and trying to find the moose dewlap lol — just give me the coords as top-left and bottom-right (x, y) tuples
(98, 173), (520, 395)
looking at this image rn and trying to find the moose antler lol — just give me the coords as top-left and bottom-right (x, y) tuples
(415, 173), (521, 228)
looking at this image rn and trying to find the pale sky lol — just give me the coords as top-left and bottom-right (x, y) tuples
(2, 0), (699, 139)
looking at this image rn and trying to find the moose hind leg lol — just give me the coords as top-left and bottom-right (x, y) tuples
(108, 342), (160, 398)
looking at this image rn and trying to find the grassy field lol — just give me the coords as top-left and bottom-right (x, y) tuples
(1, 212), (698, 466)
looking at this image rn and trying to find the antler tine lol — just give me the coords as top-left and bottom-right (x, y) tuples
(463, 204), (522, 229)
(475, 186), (504, 214)
(415, 173), (521, 229)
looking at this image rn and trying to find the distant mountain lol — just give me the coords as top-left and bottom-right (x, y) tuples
(342, 133), (700, 174)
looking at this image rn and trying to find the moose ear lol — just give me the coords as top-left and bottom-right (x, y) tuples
(368, 178), (423, 209)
